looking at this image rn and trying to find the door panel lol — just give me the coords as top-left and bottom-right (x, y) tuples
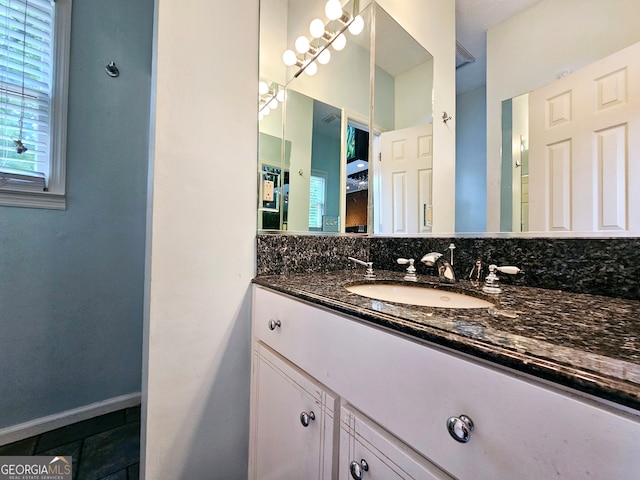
(529, 41), (640, 232)
(379, 124), (433, 233)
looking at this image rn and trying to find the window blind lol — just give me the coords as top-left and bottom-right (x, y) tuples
(309, 174), (326, 229)
(0, 0), (53, 186)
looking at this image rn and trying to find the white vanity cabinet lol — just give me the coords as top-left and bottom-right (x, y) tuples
(250, 285), (640, 480)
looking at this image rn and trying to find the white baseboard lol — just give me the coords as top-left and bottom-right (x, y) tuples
(0, 392), (142, 447)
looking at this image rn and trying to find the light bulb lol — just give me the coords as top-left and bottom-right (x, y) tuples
(282, 49), (298, 66)
(268, 98), (278, 110)
(276, 89), (285, 102)
(259, 112), (264, 121)
(259, 81), (269, 95)
(332, 33), (346, 51)
(263, 105), (271, 115)
(309, 18), (326, 38)
(325, 0), (343, 21)
(305, 61), (318, 76)
(348, 15), (364, 35)
(317, 48), (331, 65)
(295, 36), (310, 54)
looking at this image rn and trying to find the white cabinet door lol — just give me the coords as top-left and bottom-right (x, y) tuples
(339, 404), (452, 480)
(248, 344), (336, 480)
(529, 40), (640, 232)
(379, 124), (434, 234)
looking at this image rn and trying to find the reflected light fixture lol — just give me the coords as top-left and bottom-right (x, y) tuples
(282, 49), (298, 67)
(282, 0), (365, 78)
(332, 33), (347, 51)
(325, 0), (343, 20)
(348, 15), (364, 35)
(317, 48), (331, 65)
(309, 18), (325, 38)
(305, 61), (318, 76)
(295, 35), (310, 53)
(259, 81), (285, 120)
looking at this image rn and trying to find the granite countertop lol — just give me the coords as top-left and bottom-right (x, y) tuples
(253, 270), (640, 411)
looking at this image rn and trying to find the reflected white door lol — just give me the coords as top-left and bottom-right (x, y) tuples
(379, 124), (433, 234)
(529, 41), (640, 232)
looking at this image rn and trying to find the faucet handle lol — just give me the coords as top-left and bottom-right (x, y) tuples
(495, 265), (522, 275)
(482, 264), (523, 293)
(397, 258), (417, 281)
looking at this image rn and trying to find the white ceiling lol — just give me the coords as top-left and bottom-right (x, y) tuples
(456, 0), (543, 94)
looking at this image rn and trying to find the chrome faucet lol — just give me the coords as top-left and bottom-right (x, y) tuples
(421, 252), (456, 283)
(348, 256), (376, 280)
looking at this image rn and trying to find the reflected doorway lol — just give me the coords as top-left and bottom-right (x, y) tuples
(345, 123), (369, 233)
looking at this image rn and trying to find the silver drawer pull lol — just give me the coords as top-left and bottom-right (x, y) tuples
(447, 414), (474, 443)
(267, 319), (281, 330)
(349, 459), (369, 479)
(299, 411), (315, 427)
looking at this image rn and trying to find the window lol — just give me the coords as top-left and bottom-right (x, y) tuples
(308, 172), (326, 230)
(0, 0), (71, 209)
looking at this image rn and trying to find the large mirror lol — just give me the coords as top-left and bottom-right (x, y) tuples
(461, 0), (640, 236)
(258, 0), (438, 234)
(258, 0), (640, 237)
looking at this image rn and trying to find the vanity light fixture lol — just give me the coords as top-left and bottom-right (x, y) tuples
(282, 0), (364, 79)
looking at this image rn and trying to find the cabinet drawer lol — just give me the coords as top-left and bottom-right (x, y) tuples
(253, 286), (640, 479)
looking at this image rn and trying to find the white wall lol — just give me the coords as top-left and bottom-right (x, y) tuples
(376, 0), (456, 233)
(395, 59), (434, 129)
(486, 0), (640, 231)
(142, 0), (257, 477)
(285, 90), (313, 230)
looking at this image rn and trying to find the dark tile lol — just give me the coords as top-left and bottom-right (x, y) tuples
(0, 436), (38, 455)
(36, 411), (126, 453)
(39, 440), (82, 480)
(77, 422), (140, 480)
(96, 469), (127, 480)
(124, 406), (140, 424)
(127, 463), (139, 480)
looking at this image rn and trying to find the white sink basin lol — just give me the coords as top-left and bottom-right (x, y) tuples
(346, 283), (494, 309)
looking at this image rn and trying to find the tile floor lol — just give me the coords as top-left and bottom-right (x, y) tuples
(0, 406), (141, 480)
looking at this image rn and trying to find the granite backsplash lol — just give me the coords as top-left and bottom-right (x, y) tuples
(256, 234), (640, 301)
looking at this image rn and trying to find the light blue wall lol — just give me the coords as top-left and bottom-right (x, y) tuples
(0, 0), (153, 429)
(455, 85), (487, 232)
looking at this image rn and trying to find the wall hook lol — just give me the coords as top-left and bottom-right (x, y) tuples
(442, 111), (452, 124)
(105, 61), (120, 78)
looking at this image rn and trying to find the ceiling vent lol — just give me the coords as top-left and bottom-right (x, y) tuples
(456, 41), (476, 69)
(322, 113), (340, 124)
